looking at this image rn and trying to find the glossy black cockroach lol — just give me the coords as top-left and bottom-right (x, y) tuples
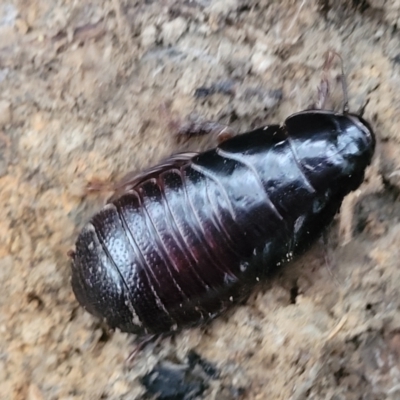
(69, 53), (375, 342)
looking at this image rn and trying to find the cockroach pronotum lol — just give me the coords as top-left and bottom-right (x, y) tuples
(69, 53), (376, 348)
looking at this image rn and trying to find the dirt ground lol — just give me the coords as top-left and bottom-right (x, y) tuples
(1, 0), (400, 399)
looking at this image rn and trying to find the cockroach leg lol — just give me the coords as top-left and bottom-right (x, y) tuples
(159, 102), (236, 144)
(176, 119), (235, 143)
(126, 333), (166, 364)
(67, 249), (76, 259)
(313, 75), (330, 110)
(215, 126), (236, 144)
(309, 50), (349, 112)
(86, 178), (113, 193)
(309, 53), (332, 110)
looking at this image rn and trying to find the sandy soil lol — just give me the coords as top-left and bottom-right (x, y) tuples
(1, 0), (400, 399)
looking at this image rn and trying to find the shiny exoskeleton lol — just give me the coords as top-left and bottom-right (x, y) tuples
(70, 110), (375, 335)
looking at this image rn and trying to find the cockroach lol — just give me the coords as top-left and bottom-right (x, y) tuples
(69, 53), (376, 344)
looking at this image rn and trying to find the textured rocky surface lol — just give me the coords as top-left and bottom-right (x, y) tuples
(1, 1), (400, 399)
